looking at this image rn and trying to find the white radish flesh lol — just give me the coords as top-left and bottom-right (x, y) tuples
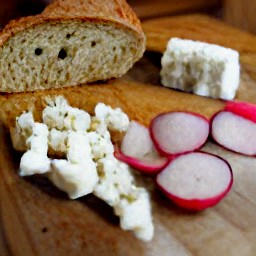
(150, 112), (209, 156)
(121, 121), (156, 158)
(211, 111), (256, 156)
(117, 121), (169, 174)
(156, 152), (233, 210)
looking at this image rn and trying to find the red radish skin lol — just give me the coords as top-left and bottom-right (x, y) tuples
(150, 111), (210, 157)
(156, 152), (233, 211)
(117, 121), (169, 174)
(225, 101), (256, 123)
(211, 110), (256, 156)
(114, 146), (169, 174)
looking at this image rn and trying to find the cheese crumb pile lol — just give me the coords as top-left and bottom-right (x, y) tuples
(11, 96), (154, 242)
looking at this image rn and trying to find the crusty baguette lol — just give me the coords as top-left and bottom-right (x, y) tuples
(0, 0), (146, 93)
(0, 79), (225, 132)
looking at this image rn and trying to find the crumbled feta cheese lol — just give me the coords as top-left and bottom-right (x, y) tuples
(90, 117), (110, 139)
(20, 151), (51, 176)
(64, 107), (91, 131)
(43, 96), (91, 131)
(49, 159), (98, 199)
(48, 129), (68, 153)
(160, 38), (240, 100)
(26, 123), (48, 154)
(94, 156), (154, 241)
(66, 131), (92, 164)
(49, 129), (98, 199)
(12, 96), (154, 241)
(43, 97), (69, 130)
(88, 131), (114, 160)
(19, 123), (51, 176)
(16, 111), (35, 132)
(114, 188), (154, 242)
(94, 156), (134, 206)
(10, 111), (34, 151)
(95, 103), (129, 132)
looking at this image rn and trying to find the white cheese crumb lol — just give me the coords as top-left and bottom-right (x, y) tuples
(20, 151), (51, 176)
(94, 156), (154, 241)
(43, 96), (91, 131)
(95, 103), (129, 132)
(48, 129), (68, 153)
(88, 131), (114, 160)
(114, 188), (154, 242)
(49, 159), (98, 199)
(43, 96), (69, 130)
(64, 107), (91, 131)
(26, 123), (48, 154)
(66, 131), (92, 164)
(10, 111), (34, 151)
(160, 38), (240, 100)
(94, 156), (134, 206)
(20, 123), (50, 176)
(49, 130), (98, 198)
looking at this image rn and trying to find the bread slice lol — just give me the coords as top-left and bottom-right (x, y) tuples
(0, 0), (146, 93)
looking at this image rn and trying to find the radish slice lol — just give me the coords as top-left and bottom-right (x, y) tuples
(211, 110), (256, 156)
(150, 112), (209, 156)
(225, 100), (256, 123)
(115, 121), (169, 174)
(114, 147), (168, 174)
(156, 152), (233, 211)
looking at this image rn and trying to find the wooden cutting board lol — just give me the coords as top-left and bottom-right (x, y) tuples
(1, 14), (256, 256)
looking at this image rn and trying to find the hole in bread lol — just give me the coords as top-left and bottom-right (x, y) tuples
(35, 48), (43, 56)
(41, 227), (48, 233)
(66, 34), (71, 39)
(58, 49), (67, 60)
(91, 41), (96, 47)
(113, 46), (116, 51)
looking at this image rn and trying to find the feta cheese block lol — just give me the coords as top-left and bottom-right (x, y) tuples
(160, 38), (240, 100)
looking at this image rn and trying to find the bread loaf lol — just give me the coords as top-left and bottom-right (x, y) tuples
(0, 0), (146, 93)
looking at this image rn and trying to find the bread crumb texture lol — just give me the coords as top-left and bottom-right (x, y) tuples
(0, 0), (145, 92)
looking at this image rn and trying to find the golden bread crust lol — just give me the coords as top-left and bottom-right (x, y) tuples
(0, 80), (225, 130)
(0, 0), (145, 45)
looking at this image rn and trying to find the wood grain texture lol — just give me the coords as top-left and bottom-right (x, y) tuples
(128, 0), (220, 19)
(1, 14), (256, 255)
(223, 0), (256, 34)
(0, 212), (10, 256)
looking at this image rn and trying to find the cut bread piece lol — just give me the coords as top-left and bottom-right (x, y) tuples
(0, 0), (146, 93)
